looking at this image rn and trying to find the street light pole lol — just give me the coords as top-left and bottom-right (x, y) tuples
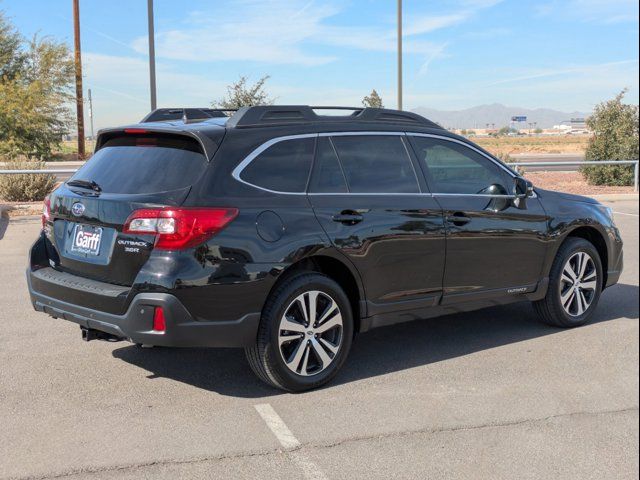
(147, 0), (157, 111)
(397, 0), (403, 111)
(72, 0), (85, 159)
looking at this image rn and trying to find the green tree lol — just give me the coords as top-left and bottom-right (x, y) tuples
(581, 89), (639, 186)
(0, 11), (25, 80)
(1, 11), (74, 160)
(362, 89), (384, 108)
(213, 75), (274, 110)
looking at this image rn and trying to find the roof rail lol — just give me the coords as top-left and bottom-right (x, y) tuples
(225, 105), (443, 129)
(141, 108), (237, 124)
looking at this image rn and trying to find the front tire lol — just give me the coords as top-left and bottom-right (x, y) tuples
(534, 237), (603, 327)
(245, 272), (354, 392)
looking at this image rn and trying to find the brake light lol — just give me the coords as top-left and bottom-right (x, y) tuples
(123, 207), (238, 250)
(124, 128), (148, 134)
(42, 196), (51, 229)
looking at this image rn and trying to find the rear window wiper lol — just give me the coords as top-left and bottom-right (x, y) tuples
(66, 179), (102, 192)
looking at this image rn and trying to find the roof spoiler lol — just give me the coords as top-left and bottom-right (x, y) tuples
(141, 108), (237, 124)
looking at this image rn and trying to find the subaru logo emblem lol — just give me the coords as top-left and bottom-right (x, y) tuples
(71, 202), (85, 217)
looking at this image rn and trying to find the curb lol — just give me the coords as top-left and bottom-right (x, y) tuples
(0, 203), (42, 218)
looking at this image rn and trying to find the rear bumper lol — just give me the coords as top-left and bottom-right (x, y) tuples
(27, 268), (260, 347)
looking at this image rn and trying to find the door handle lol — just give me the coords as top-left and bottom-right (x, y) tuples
(445, 212), (471, 226)
(332, 210), (364, 225)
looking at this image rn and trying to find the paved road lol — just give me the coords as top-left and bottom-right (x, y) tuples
(0, 200), (638, 480)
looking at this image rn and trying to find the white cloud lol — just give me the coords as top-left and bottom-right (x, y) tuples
(129, 0), (501, 68)
(82, 53), (231, 130)
(404, 13), (469, 36)
(485, 59), (639, 86)
(131, 0), (339, 66)
(536, 0), (639, 24)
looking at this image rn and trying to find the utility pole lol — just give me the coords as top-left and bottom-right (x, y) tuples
(87, 88), (95, 142)
(72, 0), (85, 159)
(397, 0), (403, 111)
(147, 0), (157, 111)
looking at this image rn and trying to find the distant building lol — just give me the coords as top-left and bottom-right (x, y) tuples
(552, 117), (590, 134)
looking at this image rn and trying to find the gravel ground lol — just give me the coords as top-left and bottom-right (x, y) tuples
(524, 171), (636, 195)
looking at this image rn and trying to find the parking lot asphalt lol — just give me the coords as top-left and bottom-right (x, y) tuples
(1, 199), (638, 480)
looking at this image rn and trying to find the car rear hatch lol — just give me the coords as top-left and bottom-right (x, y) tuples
(44, 129), (218, 288)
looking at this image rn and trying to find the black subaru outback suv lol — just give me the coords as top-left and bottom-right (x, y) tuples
(27, 106), (623, 391)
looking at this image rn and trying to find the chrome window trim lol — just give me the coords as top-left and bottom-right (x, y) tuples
(318, 131), (405, 137)
(234, 131), (417, 195)
(231, 133), (318, 195)
(231, 130), (534, 198)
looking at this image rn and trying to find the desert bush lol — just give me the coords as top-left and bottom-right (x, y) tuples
(0, 161), (56, 202)
(495, 152), (513, 163)
(581, 90), (638, 186)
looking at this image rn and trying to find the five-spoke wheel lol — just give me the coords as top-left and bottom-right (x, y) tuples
(534, 237), (602, 327)
(278, 291), (343, 376)
(246, 272), (353, 392)
(559, 252), (598, 317)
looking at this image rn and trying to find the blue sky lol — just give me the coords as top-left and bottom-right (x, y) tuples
(2, 0), (638, 130)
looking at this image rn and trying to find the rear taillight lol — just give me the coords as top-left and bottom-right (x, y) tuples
(123, 207), (238, 250)
(42, 196), (51, 229)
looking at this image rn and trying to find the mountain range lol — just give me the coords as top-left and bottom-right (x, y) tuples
(411, 103), (590, 130)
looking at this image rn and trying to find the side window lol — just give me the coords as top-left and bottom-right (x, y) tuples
(411, 137), (509, 194)
(240, 137), (315, 192)
(330, 135), (419, 193)
(308, 137), (348, 193)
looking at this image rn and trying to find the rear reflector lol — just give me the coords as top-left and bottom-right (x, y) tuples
(152, 307), (166, 332)
(123, 207), (238, 250)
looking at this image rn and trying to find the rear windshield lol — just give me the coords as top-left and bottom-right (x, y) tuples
(69, 134), (207, 194)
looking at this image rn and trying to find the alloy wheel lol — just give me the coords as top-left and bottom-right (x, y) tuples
(278, 290), (343, 376)
(559, 252), (597, 317)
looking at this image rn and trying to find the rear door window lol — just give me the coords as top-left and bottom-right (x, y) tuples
(308, 137), (348, 193)
(70, 134), (207, 194)
(240, 137), (315, 193)
(330, 135), (419, 193)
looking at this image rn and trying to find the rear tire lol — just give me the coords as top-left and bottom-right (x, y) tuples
(534, 237), (603, 328)
(245, 272), (354, 392)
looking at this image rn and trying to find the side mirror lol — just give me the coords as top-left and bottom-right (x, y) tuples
(513, 177), (534, 209)
(514, 176), (534, 198)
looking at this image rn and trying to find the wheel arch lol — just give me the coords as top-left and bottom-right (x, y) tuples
(562, 226), (609, 286)
(266, 253), (366, 333)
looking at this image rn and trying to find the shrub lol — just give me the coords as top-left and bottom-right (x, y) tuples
(581, 90), (638, 186)
(0, 161), (56, 202)
(495, 152), (513, 163)
(581, 164), (634, 186)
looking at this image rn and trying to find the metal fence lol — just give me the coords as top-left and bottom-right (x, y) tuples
(1, 160), (638, 192)
(506, 160), (638, 192)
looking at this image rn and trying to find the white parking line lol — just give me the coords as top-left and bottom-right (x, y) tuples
(613, 211), (639, 217)
(255, 403), (329, 480)
(255, 403), (301, 449)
